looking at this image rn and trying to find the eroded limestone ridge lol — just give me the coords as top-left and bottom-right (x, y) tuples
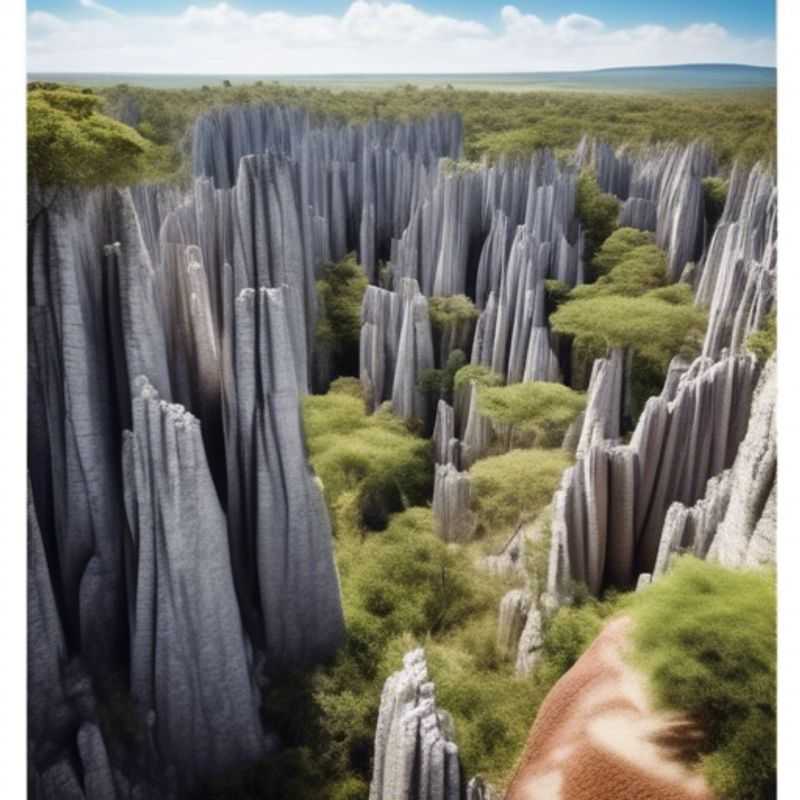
(369, 649), (462, 800)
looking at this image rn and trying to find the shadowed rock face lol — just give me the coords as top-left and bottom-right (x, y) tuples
(369, 649), (462, 800)
(548, 354), (760, 597)
(505, 617), (712, 800)
(123, 377), (266, 788)
(696, 163), (777, 360)
(221, 284), (345, 667)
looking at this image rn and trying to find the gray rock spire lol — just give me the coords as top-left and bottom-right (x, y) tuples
(123, 377), (266, 789)
(369, 649), (462, 800)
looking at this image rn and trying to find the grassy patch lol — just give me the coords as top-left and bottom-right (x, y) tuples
(630, 557), (776, 800)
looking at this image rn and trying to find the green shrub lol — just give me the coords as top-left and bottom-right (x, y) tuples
(551, 290), (707, 371)
(417, 349), (467, 403)
(591, 227), (655, 277)
(702, 176), (729, 231)
(746, 310), (776, 364)
(576, 170), (620, 263)
(572, 243), (668, 299)
(477, 381), (586, 447)
(544, 279), (572, 316)
(428, 294), (479, 330)
(303, 392), (432, 530)
(27, 87), (150, 190)
(453, 364), (504, 391)
(316, 255), (369, 379)
(469, 448), (571, 535)
(630, 557), (776, 800)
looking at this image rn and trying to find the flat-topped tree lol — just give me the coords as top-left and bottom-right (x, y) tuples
(477, 382), (586, 449)
(590, 227), (656, 277)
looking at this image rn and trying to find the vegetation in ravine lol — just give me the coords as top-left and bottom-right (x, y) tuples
(477, 381), (586, 448)
(575, 170), (620, 266)
(469, 448), (572, 536)
(630, 557), (776, 800)
(549, 228), (707, 416)
(747, 310), (777, 364)
(315, 255), (369, 379)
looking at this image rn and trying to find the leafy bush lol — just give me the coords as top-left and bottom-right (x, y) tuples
(453, 364), (504, 392)
(477, 381), (586, 447)
(591, 227), (656, 276)
(572, 243), (668, 299)
(469, 448), (571, 535)
(28, 87), (150, 190)
(303, 391), (432, 530)
(551, 290), (707, 371)
(316, 255), (369, 379)
(428, 294), (479, 330)
(576, 170), (620, 263)
(747, 310), (776, 364)
(630, 557), (776, 800)
(702, 176), (729, 231)
(417, 349), (467, 403)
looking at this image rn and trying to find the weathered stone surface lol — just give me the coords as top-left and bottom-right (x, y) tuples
(123, 377), (265, 789)
(515, 605), (545, 677)
(496, 589), (532, 659)
(696, 163), (777, 359)
(548, 354), (760, 598)
(707, 355), (777, 567)
(575, 349), (624, 459)
(360, 279), (434, 422)
(370, 649), (462, 800)
(222, 283), (345, 667)
(432, 464), (476, 543)
(432, 400), (459, 467)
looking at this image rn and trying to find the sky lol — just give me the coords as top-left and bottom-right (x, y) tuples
(26, 0), (776, 74)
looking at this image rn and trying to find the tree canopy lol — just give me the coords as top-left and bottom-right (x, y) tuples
(27, 87), (150, 189)
(575, 170), (620, 265)
(477, 381), (586, 445)
(551, 291), (707, 370)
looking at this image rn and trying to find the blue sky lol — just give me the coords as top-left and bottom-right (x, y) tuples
(27, 0), (776, 74)
(27, 0), (776, 36)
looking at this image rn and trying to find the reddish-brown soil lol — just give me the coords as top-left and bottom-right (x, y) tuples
(505, 616), (713, 800)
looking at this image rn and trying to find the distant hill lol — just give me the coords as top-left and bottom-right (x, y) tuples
(28, 63), (775, 93)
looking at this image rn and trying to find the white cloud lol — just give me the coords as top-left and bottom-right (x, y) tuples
(26, 1), (775, 74)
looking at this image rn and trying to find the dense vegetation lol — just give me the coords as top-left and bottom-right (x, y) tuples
(477, 381), (586, 448)
(630, 557), (776, 800)
(550, 228), (707, 415)
(747, 310), (777, 364)
(28, 80), (776, 189)
(315, 255), (369, 379)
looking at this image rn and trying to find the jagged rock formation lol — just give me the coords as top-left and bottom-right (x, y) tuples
(432, 464), (476, 543)
(123, 377), (266, 788)
(548, 353), (760, 597)
(505, 617), (713, 800)
(496, 589), (532, 659)
(370, 649), (462, 800)
(432, 399), (460, 467)
(653, 355), (776, 575)
(515, 605), (546, 677)
(578, 138), (715, 280)
(360, 278), (435, 421)
(695, 162), (777, 359)
(222, 282), (345, 666)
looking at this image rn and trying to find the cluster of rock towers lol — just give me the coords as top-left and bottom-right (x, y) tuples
(28, 102), (776, 798)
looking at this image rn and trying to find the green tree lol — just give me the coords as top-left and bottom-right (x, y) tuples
(27, 86), (149, 204)
(591, 227), (655, 277)
(575, 170), (620, 267)
(477, 381), (586, 448)
(316, 255), (369, 379)
(746, 310), (776, 364)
